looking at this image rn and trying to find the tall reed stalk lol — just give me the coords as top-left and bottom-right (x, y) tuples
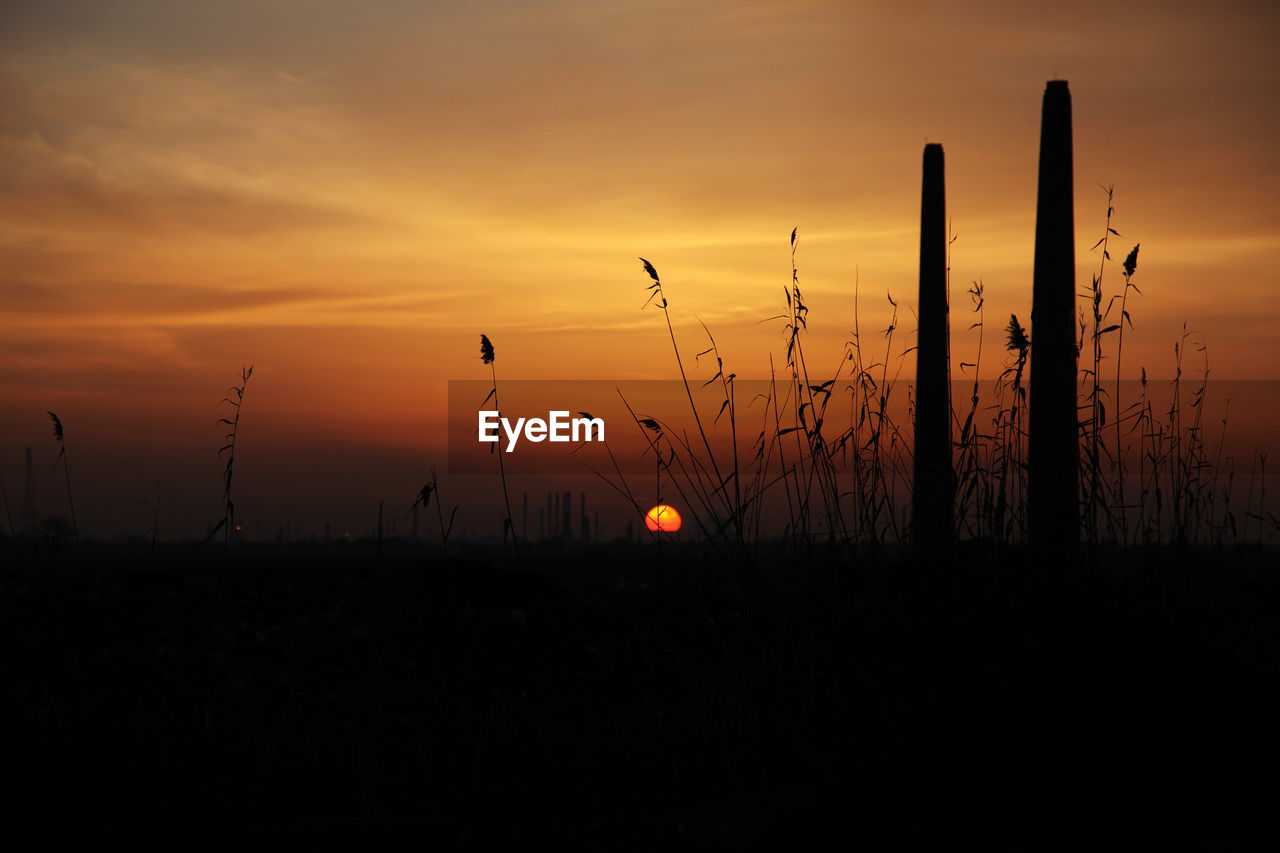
(214, 365), (252, 551)
(47, 411), (81, 557)
(639, 259), (744, 550)
(412, 468), (458, 552)
(480, 334), (518, 555)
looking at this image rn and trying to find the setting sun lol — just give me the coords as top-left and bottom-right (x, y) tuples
(644, 505), (682, 533)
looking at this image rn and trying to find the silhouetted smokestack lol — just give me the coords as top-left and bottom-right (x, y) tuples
(1028, 80), (1080, 556)
(913, 142), (954, 554)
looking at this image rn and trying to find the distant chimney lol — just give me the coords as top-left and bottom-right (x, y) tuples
(912, 142), (954, 555)
(1027, 80), (1080, 556)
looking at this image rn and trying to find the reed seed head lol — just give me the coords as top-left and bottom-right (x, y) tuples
(1006, 315), (1030, 354)
(639, 258), (660, 284)
(1123, 244), (1139, 277)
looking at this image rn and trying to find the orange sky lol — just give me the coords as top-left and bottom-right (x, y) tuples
(1, 0), (1277, 538)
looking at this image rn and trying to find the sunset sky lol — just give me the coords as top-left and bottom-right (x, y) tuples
(2, 0), (1277, 540)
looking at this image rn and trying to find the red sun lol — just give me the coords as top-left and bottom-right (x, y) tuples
(644, 504), (682, 533)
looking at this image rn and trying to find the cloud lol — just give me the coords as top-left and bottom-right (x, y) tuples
(0, 279), (342, 318)
(0, 52), (382, 241)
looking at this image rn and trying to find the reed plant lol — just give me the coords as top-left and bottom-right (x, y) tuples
(411, 468), (458, 552)
(622, 238), (917, 562)
(47, 411), (81, 557)
(211, 365), (252, 551)
(639, 259), (745, 552)
(836, 275), (912, 554)
(621, 201), (1263, 562)
(479, 334), (518, 555)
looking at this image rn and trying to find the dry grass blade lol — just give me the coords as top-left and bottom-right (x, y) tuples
(46, 410), (80, 557)
(479, 333), (517, 556)
(213, 365), (252, 552)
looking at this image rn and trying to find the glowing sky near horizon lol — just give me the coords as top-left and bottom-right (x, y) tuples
(1, 0), (1277, 537)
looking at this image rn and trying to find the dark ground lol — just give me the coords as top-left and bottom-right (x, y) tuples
(2, 538), (1278, 846)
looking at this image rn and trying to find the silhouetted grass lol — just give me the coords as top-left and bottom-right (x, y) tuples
(411, 468), (458, 552)
(210, 365), (252, 551)
(479, 334), (518, 556)
(617, 200), (1266, 563)
(47, 410), (80, 558)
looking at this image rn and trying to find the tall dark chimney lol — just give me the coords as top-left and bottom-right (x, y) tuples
(912, 143), (954, 553)
(1028, 80), (1080, 555)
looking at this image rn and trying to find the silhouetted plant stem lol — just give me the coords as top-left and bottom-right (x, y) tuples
(47, 411), (80, 558)
(215, 365), (252, 552)
(785, 232), (847, 546)
(480, 334), (518, 556)
(639, 259), (743, 550)
(617, 393), (718, 553)
(1114, 241), (1141, 541)
(695, 320), (746, 547)
(433, 469), (456, 551)
(953, 279), (985, 541)
(1084, 185), (1116, 551)
(410, 468), (457, 553)
(1001, 315), (1031, 543)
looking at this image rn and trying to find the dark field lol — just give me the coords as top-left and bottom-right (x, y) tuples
(2, 541), (1278, 846)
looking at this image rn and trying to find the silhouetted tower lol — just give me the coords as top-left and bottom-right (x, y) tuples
(562, 490), (572, 539)
(22, 446), (37, 534)
(1028, 80), (1080, 555)
(912, 143), (954, 554)
(579, 492), (589, 541)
